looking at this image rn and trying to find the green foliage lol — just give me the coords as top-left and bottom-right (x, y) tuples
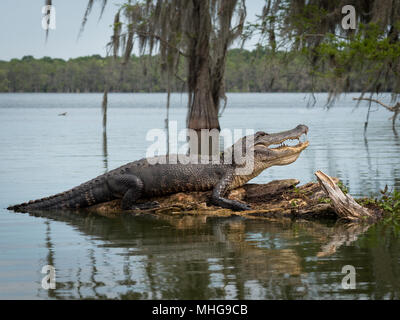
(357, 188), (400, 228)
(337, 181), (349, 195)
(0, 66), (9, 92)
(292, 186), (308, 197)
(318, 197), (331, 204)
(310, 23), (400, 98)
(1, 49), (390, 93)
(292, 186), (300, 195)
(256, 0), (400, 101)
(0, 54), (167, 93)
(380, 188), (400, 216)
(378, 189), (400, 235)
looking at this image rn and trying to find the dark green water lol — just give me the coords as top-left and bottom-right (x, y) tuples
(0, 93), (399, 299)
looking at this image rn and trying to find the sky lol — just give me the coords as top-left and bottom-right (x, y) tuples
(0, 0), (265, 61)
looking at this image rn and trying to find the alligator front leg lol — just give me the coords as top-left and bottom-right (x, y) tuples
(107, 174), (159, 210)
(211, 171), (251, 211)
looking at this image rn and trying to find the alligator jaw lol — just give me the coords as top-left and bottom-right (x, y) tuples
(257, 138), (309, 152)
(253, 125), (309, 166)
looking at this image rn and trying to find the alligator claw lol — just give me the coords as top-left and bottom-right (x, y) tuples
(131, 201), (160, 210)
(230, 201), (252, 212)
(235, 204), (252, 211)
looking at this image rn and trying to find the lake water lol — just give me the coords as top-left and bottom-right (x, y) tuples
(0, 93), (399, 299)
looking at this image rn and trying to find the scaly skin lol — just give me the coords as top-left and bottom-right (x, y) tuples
(8, 125), (309, 212)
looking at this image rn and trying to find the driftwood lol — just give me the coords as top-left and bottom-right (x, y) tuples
(315, 170), (378, 222)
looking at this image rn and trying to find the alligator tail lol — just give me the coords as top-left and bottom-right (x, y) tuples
(8, 179), (111, 212)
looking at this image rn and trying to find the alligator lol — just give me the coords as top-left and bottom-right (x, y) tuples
(8, 125), (309, 213)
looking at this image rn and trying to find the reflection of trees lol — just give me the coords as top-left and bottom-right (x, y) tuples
(29, 211), (396, 299)
(355, 225), (400, 299)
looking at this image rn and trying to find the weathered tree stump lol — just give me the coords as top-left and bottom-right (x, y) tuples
(315, 170), (380, 222)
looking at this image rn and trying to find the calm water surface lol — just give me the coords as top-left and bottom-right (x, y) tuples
(0, 93), (399, 299)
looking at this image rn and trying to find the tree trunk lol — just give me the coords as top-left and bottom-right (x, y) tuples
(186, 0), (220, 158)
(187, 61), (220, 131)
(187, 62), (221, 158)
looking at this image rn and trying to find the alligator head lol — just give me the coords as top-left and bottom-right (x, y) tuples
(226, 125), (309, 181)
(252, 124), (309, 166)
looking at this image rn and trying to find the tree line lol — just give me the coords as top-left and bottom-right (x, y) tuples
(0, 48), (386, 94)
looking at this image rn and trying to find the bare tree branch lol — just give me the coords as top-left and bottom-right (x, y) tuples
(353, 97), (396, 112)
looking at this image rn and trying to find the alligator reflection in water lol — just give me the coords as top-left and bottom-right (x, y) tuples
(30, 210), (381, 300)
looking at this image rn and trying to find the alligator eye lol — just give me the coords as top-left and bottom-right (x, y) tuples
(256, 131), (268, 136)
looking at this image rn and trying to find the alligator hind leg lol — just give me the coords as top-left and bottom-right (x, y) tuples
(122, 190), (159, 210)
(107, 174), (159, 210)
(211, 171), (252, 211)
(121, 188), (142, 210)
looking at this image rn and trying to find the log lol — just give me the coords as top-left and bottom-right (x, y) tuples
(87, 178), (338, 220)
(84, 171), (383, 223)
